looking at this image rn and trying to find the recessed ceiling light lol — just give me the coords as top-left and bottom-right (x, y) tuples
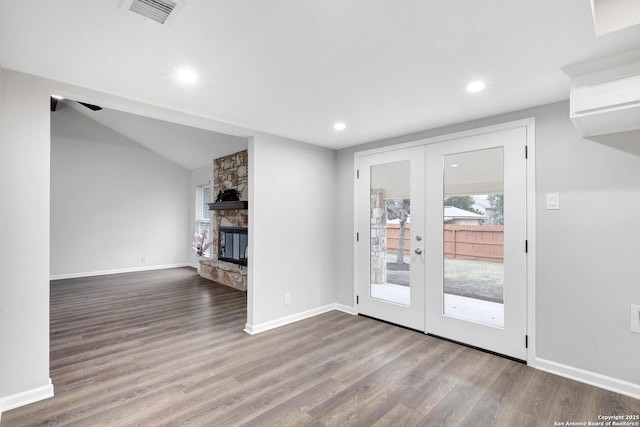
(334, 122), (346, 131)
(450, 163), (459, 168)
(466, 81), (486, 93)
(51, 94), (64, 100)
(176, 68), (197, 84)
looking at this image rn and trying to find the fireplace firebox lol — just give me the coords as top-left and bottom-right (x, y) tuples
(218, 227), (248, 266)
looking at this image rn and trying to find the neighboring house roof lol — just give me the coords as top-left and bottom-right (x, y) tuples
(472, 196), (492, 213)
(444, 206), (485, 222)
(386, 206), (484, 224)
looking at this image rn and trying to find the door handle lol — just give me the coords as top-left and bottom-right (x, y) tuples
(415, 248), (423, 255)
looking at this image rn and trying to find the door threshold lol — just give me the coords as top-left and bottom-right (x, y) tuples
(426, 333), (526, 364)
(358, 314), (526, 365)
(358, 314), (423, 334)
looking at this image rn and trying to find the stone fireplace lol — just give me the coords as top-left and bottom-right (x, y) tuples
(199, 150), (248, 291)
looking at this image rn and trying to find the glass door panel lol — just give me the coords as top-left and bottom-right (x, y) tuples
(442, 147), (504, 328)
(370, 161), (411, 306)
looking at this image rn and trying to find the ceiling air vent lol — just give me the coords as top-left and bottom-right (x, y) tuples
(126, 0), (177, 24)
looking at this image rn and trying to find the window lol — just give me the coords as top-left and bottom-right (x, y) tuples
(194, 183), (212, 257)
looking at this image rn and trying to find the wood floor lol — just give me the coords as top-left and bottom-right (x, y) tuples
(2, 268), (638, 426)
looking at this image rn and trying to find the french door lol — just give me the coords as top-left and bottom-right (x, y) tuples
(356, 147), (426, 331)
(356, 126), (528, 360)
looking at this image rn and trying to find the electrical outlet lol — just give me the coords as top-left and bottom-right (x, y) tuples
(284, 293), (291, 305)
(631, 304), (640, 334)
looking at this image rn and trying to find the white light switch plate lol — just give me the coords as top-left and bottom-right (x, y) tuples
(546, 193), (560, 210)
(631, 304), (640, 334)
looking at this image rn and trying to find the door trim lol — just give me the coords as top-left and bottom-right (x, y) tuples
(353, 118), (537, 366)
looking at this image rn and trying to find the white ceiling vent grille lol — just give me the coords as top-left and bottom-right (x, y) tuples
(127, 0), (177, 24)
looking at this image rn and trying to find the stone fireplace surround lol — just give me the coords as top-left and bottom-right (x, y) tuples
(199, 150), (248, 292)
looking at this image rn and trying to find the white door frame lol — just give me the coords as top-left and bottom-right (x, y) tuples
(353, 118), (537, 366)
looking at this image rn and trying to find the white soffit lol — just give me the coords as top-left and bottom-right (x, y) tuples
(591, 0), (640, 36)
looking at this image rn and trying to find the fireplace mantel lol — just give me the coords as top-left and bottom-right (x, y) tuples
(208, 201), (248, 210)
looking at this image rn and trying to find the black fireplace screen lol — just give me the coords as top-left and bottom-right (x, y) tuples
(218, 227), (248, 266)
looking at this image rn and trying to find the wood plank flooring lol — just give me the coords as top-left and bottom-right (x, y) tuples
(2, 267), (638, 426)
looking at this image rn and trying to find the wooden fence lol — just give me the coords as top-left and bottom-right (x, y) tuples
(386, 224), (504, 263)
(386, 224), (411, 256)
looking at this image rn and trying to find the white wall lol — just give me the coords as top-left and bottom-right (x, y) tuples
(335, 150), (358, 306)
(335, 101), (640, 390)
(534, 103), (640, 387)
(248, 134), (337, 328)
(0, 69), (53, 408)
(50, 103), (191, 277)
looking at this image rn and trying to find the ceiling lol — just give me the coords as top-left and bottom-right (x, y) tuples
(65, 100), (247, 170)
(1, 1), (640, 150)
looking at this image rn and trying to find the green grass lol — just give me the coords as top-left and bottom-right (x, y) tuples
(383, 257), (504, 303)
(444, 258), (504, 303)
(445, 258), (503, 285)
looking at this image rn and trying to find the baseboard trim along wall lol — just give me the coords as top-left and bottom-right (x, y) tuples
(244, 304), (356, 335)
(333, 304), (358, 316)
(50, 263), (192, 280)
(0, 379), (54, 413)
(536, 358), (640, 400)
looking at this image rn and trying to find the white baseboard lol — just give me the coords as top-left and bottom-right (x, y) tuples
(0, 379), (54, 413)
(536, 358), (640, 400)
(244, 303), (356, 335)
(333, 303), (357, 315)
(50, 263), (191, 280)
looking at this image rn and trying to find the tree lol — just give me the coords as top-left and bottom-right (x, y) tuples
(486, 193), (504, 225)
(386, 199), (410, 265)
(444, 195), (483, 215)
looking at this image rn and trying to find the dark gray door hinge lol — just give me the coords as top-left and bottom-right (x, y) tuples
(525, 335), (528, 348)
(525, 240), (528, 253)
(525, 145), (528, 159)
(356, 232), (359, 242)
(356, 169), (359, 179)
(356, 295), (359, 304)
